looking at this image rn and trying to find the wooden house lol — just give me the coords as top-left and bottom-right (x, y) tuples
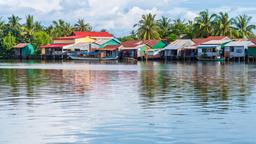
(144, 40), (168, 59)
(119, 40), (148, 60)
(196, 36), (231, 60)
(13, 43), (35, 59)
(224, 40), (254, 60)
(163, 39), (195, 60)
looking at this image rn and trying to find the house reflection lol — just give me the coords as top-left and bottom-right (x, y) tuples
(139, 62), (251, 111)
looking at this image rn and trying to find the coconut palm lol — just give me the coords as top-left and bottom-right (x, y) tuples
(134, 13), (160, 40)
(8, 15), (21, 28)
(171, 18), (188, 38)
(74, 19), (92, 31)
(52, 19), (74, 37)
(34, 21), (44, 32)
(157, 16), (172, 38)
(194, 10), (217, 38)
(233, 15), (256, 38)
(23, 15), (35, 41)
(214, 12), (235, 37)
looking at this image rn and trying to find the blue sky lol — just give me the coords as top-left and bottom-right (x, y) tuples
(0, 0), (255, 36)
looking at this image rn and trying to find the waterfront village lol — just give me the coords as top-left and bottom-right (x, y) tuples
(12, 31), (256, 62)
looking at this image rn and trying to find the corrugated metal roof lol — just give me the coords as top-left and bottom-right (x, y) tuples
(164, 39), (195, 50)
(202, 40), (231, 45)
(64, 42), (91, 50)
(225, 41), (254, 47)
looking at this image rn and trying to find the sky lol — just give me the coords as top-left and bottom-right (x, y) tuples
(0, 0), (256, 37)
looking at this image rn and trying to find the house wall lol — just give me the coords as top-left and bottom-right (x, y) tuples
(54, 39), (75, 44)
(75, 37), (96, 43)
(197, 46), (220, 57)
(225, 46), (245, 58)
(248, 47), (256, 56)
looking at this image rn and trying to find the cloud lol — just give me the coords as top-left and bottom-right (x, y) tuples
(0, 0), (255, 36)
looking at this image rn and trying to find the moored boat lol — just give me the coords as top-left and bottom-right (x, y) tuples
(69, 55), (119, 61)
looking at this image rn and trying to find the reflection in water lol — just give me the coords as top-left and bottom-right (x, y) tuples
(0, 62), (256, 144)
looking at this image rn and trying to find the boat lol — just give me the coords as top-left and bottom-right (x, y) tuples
(198, 57), (225, 62)
(69, 55), (119, 61)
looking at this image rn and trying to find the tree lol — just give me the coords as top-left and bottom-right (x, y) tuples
(52, 19), (74, 37)
(170, 18), (188, 38)
(2, 32), (16, 51)
(23, 15), (35, 42)
(214, 12), (235, 37)
(168, 34), (177, 42)
(233, 15), (256, 38)
(194, 10), (216, 38)
(8, 15), (21, 28)
(31, 31), (51, 54)
(119, 31), (137, 42)
(134, 13), (160, 40)
(74, 19), (92, 31)
(157, 16), (172, 38)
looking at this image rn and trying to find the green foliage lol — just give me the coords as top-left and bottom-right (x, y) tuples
(157, 16), (172, 38)
(2, 32), (16, 51)
(31, 31), (51, 54)
(233, 15), (256, 38)
(168, 34), (177, 42)
(134, 13), (160, 40)
(74, 19), (92, 31)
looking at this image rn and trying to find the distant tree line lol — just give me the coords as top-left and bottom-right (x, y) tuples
(0, 15), (94, 58)
(120, 10), (256, 42)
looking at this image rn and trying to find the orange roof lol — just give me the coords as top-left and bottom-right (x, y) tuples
(192, 36), (229, 46)
(74, 31), (113, 38)
(121, 40), (143, 47)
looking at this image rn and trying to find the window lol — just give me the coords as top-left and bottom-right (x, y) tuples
(236, 48), (243, 53)
(230, 46), (235, 52)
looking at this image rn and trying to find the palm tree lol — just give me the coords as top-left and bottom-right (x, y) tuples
(194, 10), (216, 38)
(74, 19), (92, 31)
(52, 19), (74, 37)
(23, 15), (34, 41)
(8, 15), (21, 28)
(171, 18), (188, 38)
(214, 12), (235, 37)
(134, 13), (160, 40)
(34, 21), (44, 31)
(233, 15), (256, 38)
(157, 16), (171, 38)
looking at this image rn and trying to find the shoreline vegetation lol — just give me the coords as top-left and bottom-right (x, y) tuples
(0, 10), (256, 61)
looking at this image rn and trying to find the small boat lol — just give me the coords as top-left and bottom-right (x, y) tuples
(69, 55), (119, 61)
(198, 57), (225, 62)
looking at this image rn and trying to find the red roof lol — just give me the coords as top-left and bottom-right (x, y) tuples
(192, 36), (229, 46)
(74, 31), (113, 38)
(40, 43), (72, 48)
(249, 38), (256, 47)
(121, 40), (143, 47)
(250, 38), (256, 44)
(54, 35), (86, 40)
(143, 40), (160, 47)
(14, 43), (30, 48)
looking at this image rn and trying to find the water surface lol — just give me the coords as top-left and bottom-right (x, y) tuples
(0, 61), (256, 144)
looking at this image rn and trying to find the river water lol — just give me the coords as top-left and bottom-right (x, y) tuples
(0, 61), (255, 144)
